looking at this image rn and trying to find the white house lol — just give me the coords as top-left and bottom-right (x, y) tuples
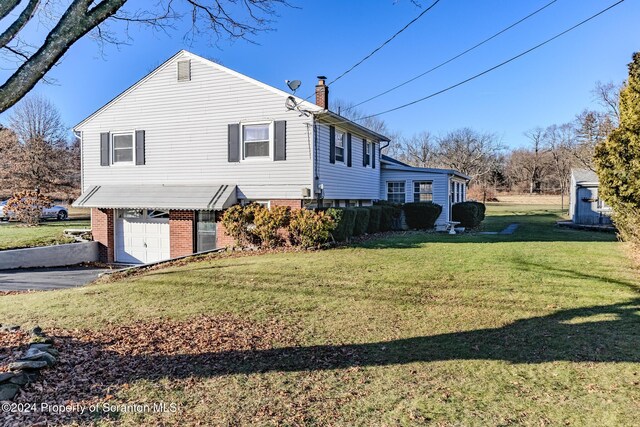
(73, 50), (468, 264)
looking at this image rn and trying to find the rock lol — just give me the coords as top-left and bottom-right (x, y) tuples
(0, 383), (19, 401)
(0, 373), (14, 383)
(0, 325), (20, 333)
(8, 360), (47, 371)
(20, 349), (56, 366)
(30, 336), (53, 344)
(9, 372), (29, 386)
(31, 326), (43, 336)
(28, 343), (51, 351)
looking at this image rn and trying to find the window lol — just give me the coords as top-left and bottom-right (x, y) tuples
(147, 210), (170, 219)
(196, 211), (216, 252)
(120, 209), (143, 219)
(414, 181), (433, 202)
(387, 182), (406, 203)
(335, 131), (345, 162)
(113, 133), (134, 164)
(365, 143), (371, 166)
(243, 124), (270, 158)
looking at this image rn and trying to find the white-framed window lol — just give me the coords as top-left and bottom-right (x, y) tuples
(335, 131), (345, 162)
(414, 181), (433, 202)
(365, 142), (371, 166)
(387, 182), (406, 204)
(120, 209), (143, 219)
(243, 123), (271, 159)
(112, 132), (134, 164)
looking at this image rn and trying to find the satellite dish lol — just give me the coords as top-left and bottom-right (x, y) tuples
(285, 79), (301, 93)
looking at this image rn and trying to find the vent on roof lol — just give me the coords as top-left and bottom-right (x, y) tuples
(177, 60), (191, 82)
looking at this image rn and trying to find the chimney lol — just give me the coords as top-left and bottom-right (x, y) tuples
(315, 76), (329, 109)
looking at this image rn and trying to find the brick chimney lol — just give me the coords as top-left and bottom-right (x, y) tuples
(315, 76), (329, 109)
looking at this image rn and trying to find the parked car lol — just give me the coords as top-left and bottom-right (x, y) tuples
(0, 200), (68, 221)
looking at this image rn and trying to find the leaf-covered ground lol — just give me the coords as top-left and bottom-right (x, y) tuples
(0, 204), (638, 426)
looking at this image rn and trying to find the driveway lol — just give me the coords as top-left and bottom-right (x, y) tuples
(0, 266), (108, 291)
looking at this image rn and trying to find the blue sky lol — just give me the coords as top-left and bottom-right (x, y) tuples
(0, 0), (637, 148)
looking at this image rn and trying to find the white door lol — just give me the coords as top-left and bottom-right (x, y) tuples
(115, 209), (170, 264)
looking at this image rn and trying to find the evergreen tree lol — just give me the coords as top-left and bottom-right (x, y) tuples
(594, 52), (640, 246)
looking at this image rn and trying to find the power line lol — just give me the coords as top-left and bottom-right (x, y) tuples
(344, 0), (625, 125)
(302, 0), (442, 101)
(345, 0), (560, 112)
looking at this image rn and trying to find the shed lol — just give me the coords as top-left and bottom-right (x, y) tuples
(569, 169), (613, 225)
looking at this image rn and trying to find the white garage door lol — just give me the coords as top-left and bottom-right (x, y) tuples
(115, 209), (170, 264)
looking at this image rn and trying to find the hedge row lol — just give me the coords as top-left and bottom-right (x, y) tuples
(451, 201), (486, 228)
(403, 202), (443, 229)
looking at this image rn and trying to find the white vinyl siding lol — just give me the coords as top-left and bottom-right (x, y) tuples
(77, 52), (314, 200)
(316, 123), (380, 200)
(380, 167), (451, 225)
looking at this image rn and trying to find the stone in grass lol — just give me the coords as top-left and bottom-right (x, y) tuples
(0, 383), (19, 401)
(8, 360), (47, 371)
(0, 372), (14, 383)
(30, 344), (59, 357)
(31, 326), (43, 336)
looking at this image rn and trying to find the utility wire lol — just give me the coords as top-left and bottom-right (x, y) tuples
(342, 0), (625, 125)
(345, 0), (560, 112)
(301, 0), (442, 101)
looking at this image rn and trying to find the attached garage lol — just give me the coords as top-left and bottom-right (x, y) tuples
(115, 209), (170, 264)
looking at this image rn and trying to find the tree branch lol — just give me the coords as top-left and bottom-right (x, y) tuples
(0, 0), (40, 49)
(0, 0), (22, 21)
(0, 0), (127, 113)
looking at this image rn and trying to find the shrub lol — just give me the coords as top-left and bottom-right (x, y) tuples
(253, 205), (291, 247)
(378, 205), (399, 231)
(221, 203), (263, 247)
(403, 202), (443, 229)
(288, 209), (335, 247)
(367, 206), (382, 234)
(5, 190), (53, 226)
(353, 208), (371, 236)
(452, 201), (485, 228)
(325, 207), (357, 241)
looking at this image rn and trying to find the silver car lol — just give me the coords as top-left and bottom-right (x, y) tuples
(0, 200), (68, 221)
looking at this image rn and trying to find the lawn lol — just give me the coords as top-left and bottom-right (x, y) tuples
(0, 204), (638, 426)
(0, 219), (90, 250)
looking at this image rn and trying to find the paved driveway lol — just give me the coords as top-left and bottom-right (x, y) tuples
(0, 266), (108, 291)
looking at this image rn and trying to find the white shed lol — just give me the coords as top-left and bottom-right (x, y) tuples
(569, 169), (613, 226)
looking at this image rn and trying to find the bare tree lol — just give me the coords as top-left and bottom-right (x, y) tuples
(517, 127), (550, 193)
(592, 81), (621, 125)
(2, 95), (80, 199)
(434, 128), (504, 182)
(401, 132), (436, 167)
(544, 124), (576, 211)
(0, 0), (288, 113)
(572, 109), (615, 171)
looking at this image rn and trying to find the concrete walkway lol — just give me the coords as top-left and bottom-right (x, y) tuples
(0, 266), (108, 292)
(478, 223), (520, 235)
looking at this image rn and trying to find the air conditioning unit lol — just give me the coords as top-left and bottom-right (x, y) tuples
(301, 187), (311, 198)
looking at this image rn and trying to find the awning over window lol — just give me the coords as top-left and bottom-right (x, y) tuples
(73, 184), (237, 210)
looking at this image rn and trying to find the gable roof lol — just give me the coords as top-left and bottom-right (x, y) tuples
(74, 50), (322, 130)
(572, 169), (599, 185)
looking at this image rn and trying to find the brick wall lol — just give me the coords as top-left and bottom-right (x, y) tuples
(215, 221), (235, 248)
(91, 208), (114, 263)
(169, 210), (195, 258)
(270, 199), (303, 209)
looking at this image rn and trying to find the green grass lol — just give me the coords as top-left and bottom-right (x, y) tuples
(1, 205), (638, 426)
(0, 219), (90, 250)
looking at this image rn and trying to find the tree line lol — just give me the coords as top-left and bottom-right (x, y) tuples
(0, 95), (80, 201)
(337, 81), (620, 206)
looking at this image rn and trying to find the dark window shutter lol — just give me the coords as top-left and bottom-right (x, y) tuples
(135, 130), (145, 165)
(372, 142), (376, 169)
(363, 138), (367, 166)
(329, 126), (336, 164)
(347, 133), (352, 167)
(274, 121), (286, 161)
(100, 132), (109, 166)
(228, 123), (240, 162)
